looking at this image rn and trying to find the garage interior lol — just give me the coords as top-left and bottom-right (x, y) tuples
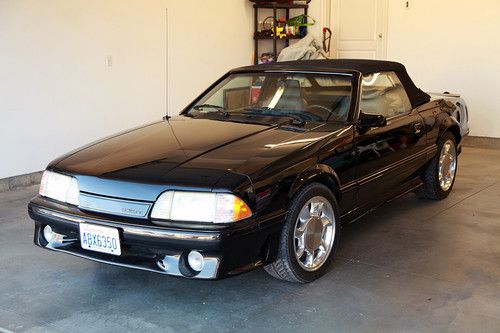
(1, 0), (500, 332)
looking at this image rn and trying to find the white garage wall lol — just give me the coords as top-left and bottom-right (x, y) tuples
(386, 0), (500, 138)
(166, 1), (253, 114)
(0, 0), (168, 179)
(0, 0), (254, 179)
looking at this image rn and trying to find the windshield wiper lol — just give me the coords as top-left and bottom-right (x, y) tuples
(192, 104), (229, 118)
(243, 107), (306, 126)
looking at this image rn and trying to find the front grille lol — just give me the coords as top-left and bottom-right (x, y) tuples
(78, 193), (152, 219)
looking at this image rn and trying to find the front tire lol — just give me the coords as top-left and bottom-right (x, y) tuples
(264, 183), (340, 283)
(417, 132), (458, 200)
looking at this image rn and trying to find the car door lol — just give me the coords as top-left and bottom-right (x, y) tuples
(353, 71), (427, 213)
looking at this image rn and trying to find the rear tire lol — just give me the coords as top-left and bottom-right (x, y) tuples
(417, 132), (458, 200)
(264, 183), (340, 283)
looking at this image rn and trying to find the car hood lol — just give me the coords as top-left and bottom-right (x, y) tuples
(52, 116), (344, 195)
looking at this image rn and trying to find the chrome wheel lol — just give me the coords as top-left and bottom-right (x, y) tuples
(293, 196), (335, 271)
(438, 139), (457, 191)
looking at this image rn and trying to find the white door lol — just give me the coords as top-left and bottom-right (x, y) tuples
(330, 0), (388, 59)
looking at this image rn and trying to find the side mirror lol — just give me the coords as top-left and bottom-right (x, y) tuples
(358, 111), (387, 128)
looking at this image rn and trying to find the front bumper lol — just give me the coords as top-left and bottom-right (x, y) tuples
(28, 197), (284, 279)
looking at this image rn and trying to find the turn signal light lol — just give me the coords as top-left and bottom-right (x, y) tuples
(234, 197), (252, 221)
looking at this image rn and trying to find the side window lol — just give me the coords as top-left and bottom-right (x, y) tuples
(360, 72), (412, 118)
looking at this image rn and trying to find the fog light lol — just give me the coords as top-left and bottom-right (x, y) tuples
(187, 251), (205, 272)
(43, 225), (64, 245)
(43, 225), (54, 242)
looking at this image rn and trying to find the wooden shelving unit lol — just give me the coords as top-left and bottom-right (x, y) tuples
(252, 1), (311, 64)
(254, 35), (303, 40)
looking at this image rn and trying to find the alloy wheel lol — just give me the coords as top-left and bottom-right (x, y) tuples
(438, 139), (457, 191)
(293, 196), (336, 271)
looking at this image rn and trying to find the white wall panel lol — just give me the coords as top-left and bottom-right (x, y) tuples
(386, 0), (500, 138)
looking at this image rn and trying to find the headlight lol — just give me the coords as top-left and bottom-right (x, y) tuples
(39, 171), (80, 206)
(151, 191), (252, 223)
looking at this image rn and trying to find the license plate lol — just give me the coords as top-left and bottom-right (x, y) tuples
(79, 223), (121, 256)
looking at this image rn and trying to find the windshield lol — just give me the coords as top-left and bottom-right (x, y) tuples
(186, 73), (353, 123)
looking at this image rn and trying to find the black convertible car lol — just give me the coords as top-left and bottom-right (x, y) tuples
(29, 59), (466, 283)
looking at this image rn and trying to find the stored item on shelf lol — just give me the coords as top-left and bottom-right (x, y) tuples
(286, 14), (316, 37)
(259, 17), (274, 32)
(285, 24), (295, 36)
(259, 53), (275, 64)
(277, 34), (328, 62)
(275, 26), (286, 39)
(276, 18), (287, 38)
(255, 16), (275, 38)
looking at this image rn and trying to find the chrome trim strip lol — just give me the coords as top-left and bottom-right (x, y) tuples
(122, 227), (220, 241)
(38, 209), (86, 223)
(357, 147), (430, 186)
(339, 180), (356, 192)
(426, 143), (438, 156)
(340, 145), (437, 193)
(33, 206), (221, 242)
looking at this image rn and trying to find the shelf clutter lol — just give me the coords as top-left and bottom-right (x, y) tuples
(251, 0), (314, 64)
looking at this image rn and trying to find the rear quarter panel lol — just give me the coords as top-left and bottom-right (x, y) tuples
(417, 99), (461, 160)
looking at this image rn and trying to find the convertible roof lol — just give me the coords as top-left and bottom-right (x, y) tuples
(234, 59), (431, 109)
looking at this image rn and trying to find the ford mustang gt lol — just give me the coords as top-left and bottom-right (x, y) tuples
(28, 59), (468, 283)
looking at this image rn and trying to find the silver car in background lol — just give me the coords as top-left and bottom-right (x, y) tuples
(429, 92), (470, 137)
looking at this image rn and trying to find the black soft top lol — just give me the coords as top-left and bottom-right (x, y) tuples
(234, 59), (430, 109)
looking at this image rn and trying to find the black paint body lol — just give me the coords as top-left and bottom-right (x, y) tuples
(28, 62), (463, 279)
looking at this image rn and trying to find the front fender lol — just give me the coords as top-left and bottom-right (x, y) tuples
(288, 164), (341, 200)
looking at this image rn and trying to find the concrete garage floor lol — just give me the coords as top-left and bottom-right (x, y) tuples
(1, 147), (500, 333)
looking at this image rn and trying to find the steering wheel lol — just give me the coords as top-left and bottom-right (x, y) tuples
(304, 104), (337, 120)
(305, 103), (347, 122)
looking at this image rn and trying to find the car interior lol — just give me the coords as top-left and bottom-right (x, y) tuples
(256, 76), (352, 122)
(360, 72), (412, 118)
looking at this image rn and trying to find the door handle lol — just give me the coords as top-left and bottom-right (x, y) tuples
(413, 122), (423, 134)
